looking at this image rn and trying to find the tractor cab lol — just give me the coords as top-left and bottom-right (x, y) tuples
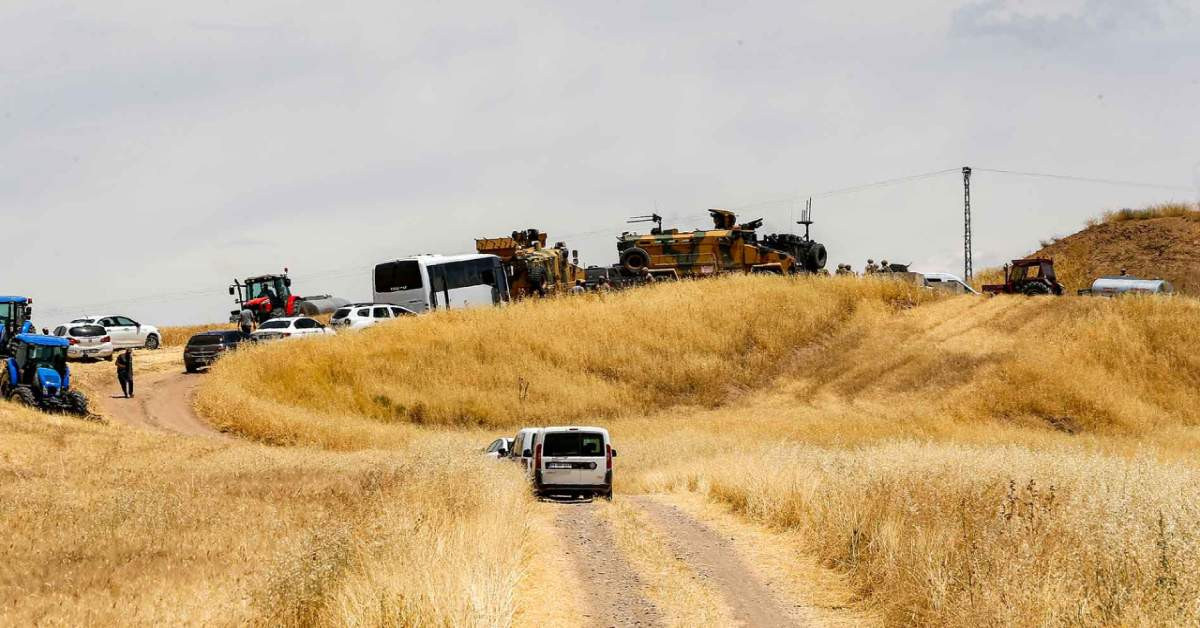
(230, 272), (298, 322)
(0, 296), (35, 353)
(2, 334), (88, 416)
(982, 258), (1064, 296)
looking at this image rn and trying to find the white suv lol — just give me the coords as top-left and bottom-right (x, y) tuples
(330, 303), (415, 331)
(530, 426), (615, 500)
(70, 314), (161, 349)
(52, 323), (114, 361)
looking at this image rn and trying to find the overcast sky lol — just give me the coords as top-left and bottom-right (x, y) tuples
(2, 1), (1197, 325)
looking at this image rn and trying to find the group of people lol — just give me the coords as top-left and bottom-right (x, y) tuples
(832, 258), (900, 276)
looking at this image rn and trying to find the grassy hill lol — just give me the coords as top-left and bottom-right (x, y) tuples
(196, 276), (1200, 625)
(4, 276), (1200, 625)
(993, 202), (1200, 293)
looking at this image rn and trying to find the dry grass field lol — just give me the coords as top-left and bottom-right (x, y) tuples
(0, 405), (530, 626)
(6, 275), (1200, 625)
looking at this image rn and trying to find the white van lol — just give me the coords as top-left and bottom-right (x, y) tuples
(529, 426), (615, 500)
(510, 428), (541, 473)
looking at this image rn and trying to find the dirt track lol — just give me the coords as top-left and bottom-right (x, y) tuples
(556, 502), (663, 627)
(634, 496), (807, 627)
(95, 370), (223, 438)
(552, 496), (816, 628)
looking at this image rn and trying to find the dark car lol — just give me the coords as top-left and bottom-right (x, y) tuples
(184, 330), (248, 373)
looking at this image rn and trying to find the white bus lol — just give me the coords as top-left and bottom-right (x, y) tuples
(373, 254), (509, 313)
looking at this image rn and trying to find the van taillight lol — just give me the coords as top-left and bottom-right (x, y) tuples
(606, 444), (612, 470)
(101, 336), (111, 343)
(534, 443), (542, 470)
(68, 338), (78, 345)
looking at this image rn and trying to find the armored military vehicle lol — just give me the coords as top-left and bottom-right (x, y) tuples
(476, 229), (587, 298)
(616, 209), (798, 278)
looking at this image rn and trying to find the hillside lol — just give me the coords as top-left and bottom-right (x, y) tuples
(197, 276), (1200, 626)
(1029, 203), (1200, 293)
(5, 277), (1200, 626)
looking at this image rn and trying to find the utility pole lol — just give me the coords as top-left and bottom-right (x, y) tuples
(962, 166), (973, 281)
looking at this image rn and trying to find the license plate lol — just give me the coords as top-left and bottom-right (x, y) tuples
(547, 462), (572, 469)
(84, 350), (97, 355)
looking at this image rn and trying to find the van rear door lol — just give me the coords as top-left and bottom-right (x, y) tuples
(541, 430), (607, 486)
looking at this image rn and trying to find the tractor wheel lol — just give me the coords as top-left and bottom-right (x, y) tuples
(8, 386), (36, 408)
(619, 247), (651, 274)
(144, 334), (160, 350)
(1023, 282), (1051, 296)
(64, 390), (89, 417)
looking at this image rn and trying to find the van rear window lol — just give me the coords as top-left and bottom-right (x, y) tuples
(542, 432), (605, 457)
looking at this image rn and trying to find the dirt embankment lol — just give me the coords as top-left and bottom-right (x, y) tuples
(1030, 213), (1200, 292)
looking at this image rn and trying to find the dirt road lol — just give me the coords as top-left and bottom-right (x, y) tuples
(96, 370), (223, 438)
(556, 502), (663, 627)
(550, 496), (821, 628)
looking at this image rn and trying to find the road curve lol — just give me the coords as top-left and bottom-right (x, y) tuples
(97, 370), (225, 438)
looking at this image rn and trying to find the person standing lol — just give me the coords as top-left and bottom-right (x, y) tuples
(570, 279), (586, 295)
(116, 348), (134, 398)
(239, 307), (255, 337)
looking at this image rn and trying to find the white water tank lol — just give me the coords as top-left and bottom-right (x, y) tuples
(1089, 276), (1174, 295)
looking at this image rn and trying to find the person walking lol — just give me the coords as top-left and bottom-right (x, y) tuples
(116, 348), (134, 398)
(570, 279), (586, 295)
(238, 307), (255, 338)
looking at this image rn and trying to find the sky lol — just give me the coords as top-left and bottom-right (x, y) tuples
(2, 0), (1197, 325)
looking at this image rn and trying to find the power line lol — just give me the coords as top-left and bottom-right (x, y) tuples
(974, 168), (1193, 192)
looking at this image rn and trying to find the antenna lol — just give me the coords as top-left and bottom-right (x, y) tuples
(797, 197), (814, 240)
(627, 213), (663, 233)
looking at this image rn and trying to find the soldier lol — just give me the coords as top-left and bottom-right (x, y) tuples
(865, 259), (879, 274)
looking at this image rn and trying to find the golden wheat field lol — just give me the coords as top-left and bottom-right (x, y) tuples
(5, 275), (1200, 625)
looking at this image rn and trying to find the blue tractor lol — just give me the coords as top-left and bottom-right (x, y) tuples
(0, 296), (36, 354)
(2, 334), (90, 416)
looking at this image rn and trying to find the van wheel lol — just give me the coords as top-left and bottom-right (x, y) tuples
(144, 334), (160, 350)
(602, 489), (613, 501)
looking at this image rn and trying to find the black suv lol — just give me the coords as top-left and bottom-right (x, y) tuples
(184, 330), (248, 373)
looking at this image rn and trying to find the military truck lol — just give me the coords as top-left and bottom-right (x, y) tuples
(476, 229), (587, 298)
(616, 209), (799, 278)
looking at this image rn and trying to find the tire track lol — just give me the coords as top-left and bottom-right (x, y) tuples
(554, 502), (663, 627)
(632, 496), (809, 628)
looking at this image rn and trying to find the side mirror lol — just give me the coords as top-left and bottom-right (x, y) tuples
(497, 449), (507, 458)
(228, 286), (235, 296)
(523, 448), (533, 458)
(610, 449), (617, 458)
(284, 277), (292, 287)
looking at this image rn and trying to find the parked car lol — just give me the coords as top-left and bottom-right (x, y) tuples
(510, 427), (542, 473)
(529, 426), (615, 500)
(69, 314), (162, 349)
(330, 303), (415, 331)
(51, 323), (113, 361)
(250, 316), (331, 341)
(483, 437), (513, 459)
(922, 272), (978, 295)
(184, 330), (249, 373)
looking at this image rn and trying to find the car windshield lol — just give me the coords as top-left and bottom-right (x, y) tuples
(69, 325), (105, 337)
(259, 320), (290, 330)
(542, 432), (605, 457)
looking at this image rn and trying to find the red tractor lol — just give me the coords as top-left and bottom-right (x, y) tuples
(982, 258), (1065, 296)
(229, 269), (348, 323)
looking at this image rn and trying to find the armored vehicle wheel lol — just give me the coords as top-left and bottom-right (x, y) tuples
(64, 390), (89, 416)
(144, 334), (160, 350)
(8, 386), (36, 407)
(806, 243), (828, 272)
(619, 247), (650, 274)
(1023, 282), (1051, 296)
